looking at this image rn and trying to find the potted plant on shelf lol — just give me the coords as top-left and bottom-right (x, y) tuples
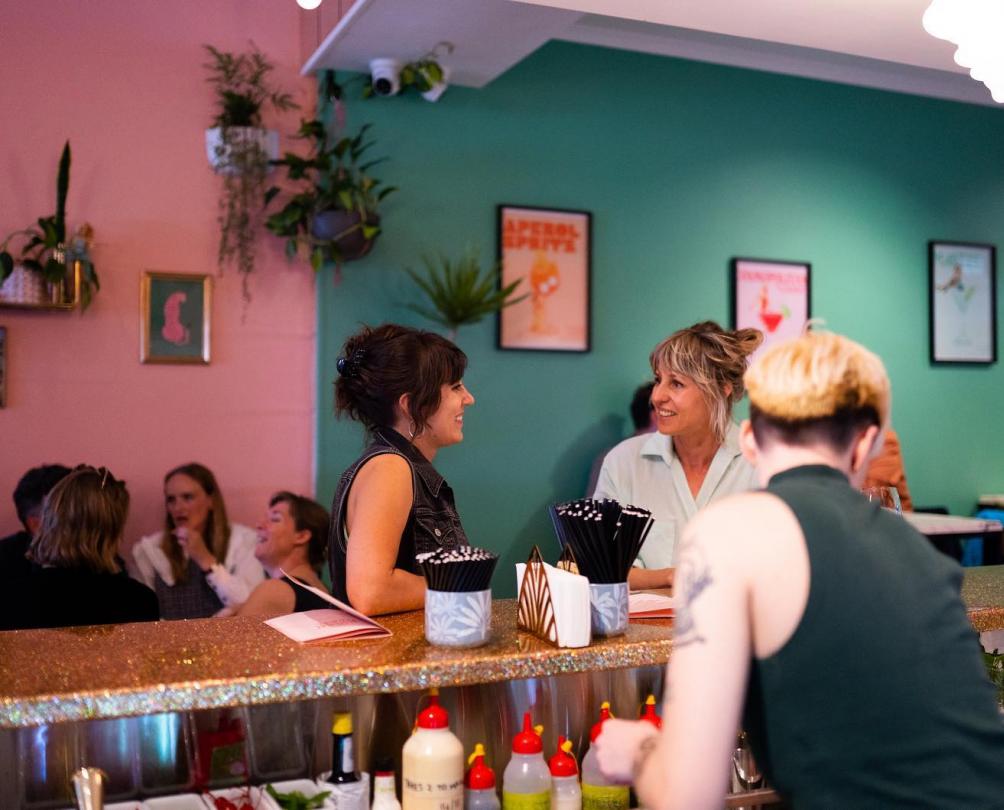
(265, 119), (396, 274)
(203, 42), (297, 300)
(0, 141), (100, 310)
(404, 249), (527, 339)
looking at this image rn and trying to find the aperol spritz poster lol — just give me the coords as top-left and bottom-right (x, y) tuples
(732, 258), (811, 360)
(498, 205), (591, 352)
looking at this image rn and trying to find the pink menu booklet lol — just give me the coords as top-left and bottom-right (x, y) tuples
(264, 572), (391, 642)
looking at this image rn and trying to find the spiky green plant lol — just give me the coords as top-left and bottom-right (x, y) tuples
(405, 250), (528, 339)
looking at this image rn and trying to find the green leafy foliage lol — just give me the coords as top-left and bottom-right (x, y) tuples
(405, 250), (528, 336)
(265, 119), (396, 269)
(265, 784), (332, 810)
(203, 43), (297, 128)
(363, 58), (445, 98)
(204, 43), (297, 302)
(0, 141), (100, 309)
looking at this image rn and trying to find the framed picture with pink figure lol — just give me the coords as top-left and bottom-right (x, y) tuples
(140, 271), (211, 364)
(731, 257), (811, 361)
(497, 204), (591, 352)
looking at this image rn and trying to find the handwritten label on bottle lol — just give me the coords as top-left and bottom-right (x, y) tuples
(402, 776), (463, 810)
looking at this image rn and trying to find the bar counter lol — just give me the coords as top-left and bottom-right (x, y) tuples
(3, 565), (1004, 730)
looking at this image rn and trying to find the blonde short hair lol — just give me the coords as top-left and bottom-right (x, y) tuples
(650, 321), (763, 443)
(29, 466), (129, 574)
(745, 331), (890, 446)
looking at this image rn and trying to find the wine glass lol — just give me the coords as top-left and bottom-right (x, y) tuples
(863, 486), (902, 514)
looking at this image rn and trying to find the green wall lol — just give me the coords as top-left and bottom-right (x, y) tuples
(316, 42), (1004, 594)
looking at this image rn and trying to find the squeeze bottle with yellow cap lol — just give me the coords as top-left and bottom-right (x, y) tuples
(403, 688), (464, 810)
(502, 713), (550, 810)
(580, 703), (628, 810)
(331, 711), (360, 783)
(465, 743), (501, 810)
(640, 695), (662, 729)
(549, 736), (581, 810)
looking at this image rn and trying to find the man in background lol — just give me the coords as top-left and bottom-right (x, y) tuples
(0, 464), (71, 580)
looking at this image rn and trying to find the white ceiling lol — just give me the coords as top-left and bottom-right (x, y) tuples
(303, 0), (997, 106)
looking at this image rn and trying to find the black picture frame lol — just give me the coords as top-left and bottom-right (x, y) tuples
(929, 241), (997, 365)
(730, 257), (812, 356)
(496, 204), (592, 353)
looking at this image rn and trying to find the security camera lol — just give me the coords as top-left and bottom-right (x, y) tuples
(369, 58), (401, 97)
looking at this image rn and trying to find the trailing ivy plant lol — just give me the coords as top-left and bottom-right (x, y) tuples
(405, 249), (528, 339)
(203, 42), (297, 302)
(363, 58), (446, 98)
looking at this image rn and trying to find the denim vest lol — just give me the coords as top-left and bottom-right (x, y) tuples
(328, 427), (469, 606)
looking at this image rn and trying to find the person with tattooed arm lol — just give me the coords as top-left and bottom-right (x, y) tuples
(594, 330), (1004, 808)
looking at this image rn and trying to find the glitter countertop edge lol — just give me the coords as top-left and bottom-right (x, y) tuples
(2, 566), (1003, 730)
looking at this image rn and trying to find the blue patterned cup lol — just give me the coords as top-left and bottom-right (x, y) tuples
(589, 582), (629, 637)
(425, 589), (492, 648)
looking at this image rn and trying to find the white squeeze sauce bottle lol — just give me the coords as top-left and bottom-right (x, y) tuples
(403, 688), (465, 810)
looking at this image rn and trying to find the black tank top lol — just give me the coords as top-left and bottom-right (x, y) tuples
(282, 574), (334, 612)
(744, 465), (1004, 808)
(328, 428), (469, 606)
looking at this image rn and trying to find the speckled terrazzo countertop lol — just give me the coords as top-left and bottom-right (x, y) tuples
(3, 566), (1003, 729)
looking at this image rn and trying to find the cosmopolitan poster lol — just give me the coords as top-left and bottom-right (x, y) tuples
(498, 206), (591, 352)
(732, 258), (811, 360)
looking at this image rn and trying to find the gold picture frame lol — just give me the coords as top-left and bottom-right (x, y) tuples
(140, 271), (211, 365)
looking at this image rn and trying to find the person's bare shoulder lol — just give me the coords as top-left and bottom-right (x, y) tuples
(687, 492), (802, 568)
(354, 452), (412, 489)
(239, 579), (296, 617)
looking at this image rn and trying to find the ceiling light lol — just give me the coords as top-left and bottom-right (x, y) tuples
(923, 0), (1004, 102)
(297, 0), (323, 9)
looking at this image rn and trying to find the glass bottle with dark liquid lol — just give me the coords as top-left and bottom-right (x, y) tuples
(331, 712), (360, 783)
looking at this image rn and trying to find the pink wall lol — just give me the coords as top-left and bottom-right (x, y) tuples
(0, 1), (318, 547)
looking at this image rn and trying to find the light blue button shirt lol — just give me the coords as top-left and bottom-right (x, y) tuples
(592, 423), (757, 568)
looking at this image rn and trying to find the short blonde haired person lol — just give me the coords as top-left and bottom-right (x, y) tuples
(594, 331), (1004, 808)
(594, 322), (762, 589)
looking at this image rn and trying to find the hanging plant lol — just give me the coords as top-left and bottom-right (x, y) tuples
(203, 42), (297, 303)
(265, 119), (396, 274)
(404, 249), (528, 339)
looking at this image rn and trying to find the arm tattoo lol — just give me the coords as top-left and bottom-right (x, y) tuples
(672, 541), (713, 648)
(632, 732), (660, 783)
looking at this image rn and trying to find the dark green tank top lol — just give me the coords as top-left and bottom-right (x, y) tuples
(744, 465), (1004, 809)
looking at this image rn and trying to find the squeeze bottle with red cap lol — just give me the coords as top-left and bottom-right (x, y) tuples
(640, 695), (662, 729)
(403, 688), (464, 810)
(549, 736), (581, 810)
(580, 703), (628, 810)
(502, 713), (550, 810)
(465, 743), (501, 810)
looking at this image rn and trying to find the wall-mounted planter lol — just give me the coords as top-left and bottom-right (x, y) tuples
(311, 210), (379, 262)
(205, 127), (279, 175)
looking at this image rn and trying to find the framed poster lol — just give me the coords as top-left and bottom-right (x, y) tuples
(929, 241), (997, 364)
(140, 271), (211, 365)
(497, 205), (591, 352)
(731, 257), (811, 361)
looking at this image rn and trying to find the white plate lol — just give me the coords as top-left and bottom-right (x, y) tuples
(146, 796), (210, 810)
(200, 785), (279, 809)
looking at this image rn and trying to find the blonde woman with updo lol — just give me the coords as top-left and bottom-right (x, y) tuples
(593, 321), (763, 589)
(594, 331), (1004, 808)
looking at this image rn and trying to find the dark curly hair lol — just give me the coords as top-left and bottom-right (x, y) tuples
(334, 323), (467, 435)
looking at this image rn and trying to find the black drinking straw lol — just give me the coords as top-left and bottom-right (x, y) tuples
(548, 498), (654, 583)
(418, 546), (499, 593)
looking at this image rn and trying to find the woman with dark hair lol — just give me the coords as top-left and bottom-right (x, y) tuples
(594, 321), (762, 590)
(132, 462), (264, 619)
(329, 323), (475, 616)
(0, 466), (158, 630)
(231, 491), (332, 617)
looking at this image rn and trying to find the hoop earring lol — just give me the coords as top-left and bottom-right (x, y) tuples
(408, 420), (417, 440)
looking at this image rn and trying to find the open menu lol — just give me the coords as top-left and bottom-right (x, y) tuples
(628, 591), (675, 619)
(264, 572), (391, 642)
